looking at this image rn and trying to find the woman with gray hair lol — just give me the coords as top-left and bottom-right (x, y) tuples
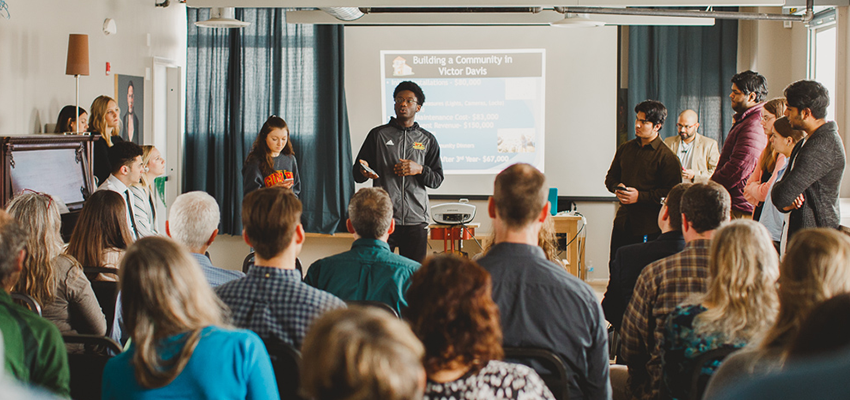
(7, 191), (106, 336)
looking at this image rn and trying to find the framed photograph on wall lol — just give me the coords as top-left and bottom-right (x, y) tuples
(114, 74), (144, 145)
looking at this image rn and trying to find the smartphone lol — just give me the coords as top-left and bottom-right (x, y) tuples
(616, 184), (627, 192)
(361, 163), (379, 178)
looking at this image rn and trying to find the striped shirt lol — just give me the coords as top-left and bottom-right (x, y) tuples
(215, 266), (345, 349)
(620, 239), (711, 400)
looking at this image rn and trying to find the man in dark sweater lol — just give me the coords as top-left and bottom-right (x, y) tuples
(772, 80), (845, 243)
(605, 100), (682, 259)
(602, 182), (691, 332)
(711, 70), (768, 219)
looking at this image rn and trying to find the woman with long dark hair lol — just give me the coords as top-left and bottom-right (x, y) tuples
(242, 115), (300, 197)
(65, 190), (134, 281)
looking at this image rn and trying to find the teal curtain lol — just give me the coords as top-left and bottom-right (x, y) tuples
(627, 15), (738, 146)
(186, 8), (353, 234)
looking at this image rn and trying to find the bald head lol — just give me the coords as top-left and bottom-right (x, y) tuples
(677, 110), (700, 142)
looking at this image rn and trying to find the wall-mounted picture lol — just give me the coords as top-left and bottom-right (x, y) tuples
(114, 74), (144, 145)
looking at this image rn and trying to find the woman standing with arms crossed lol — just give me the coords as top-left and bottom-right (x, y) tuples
(242, 116), (301, 197)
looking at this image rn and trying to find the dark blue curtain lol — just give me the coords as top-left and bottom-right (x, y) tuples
(186, 8), (353, 234)
(627, 16), (738, 146)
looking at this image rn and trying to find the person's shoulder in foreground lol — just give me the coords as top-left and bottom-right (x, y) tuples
(102, 326), (278, 400)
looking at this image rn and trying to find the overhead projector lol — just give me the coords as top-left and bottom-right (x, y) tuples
(431, 200), (476, 225)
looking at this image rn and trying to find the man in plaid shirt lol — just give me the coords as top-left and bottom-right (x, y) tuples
(216, 187), (345, 349)
(619, 182), (731, 400)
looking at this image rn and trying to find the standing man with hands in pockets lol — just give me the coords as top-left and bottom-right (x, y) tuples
(353, 81), (443, 262)
(605, 100), (682, 259)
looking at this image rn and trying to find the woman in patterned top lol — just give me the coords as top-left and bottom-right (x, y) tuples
(405, 254), (555, 400)
(661, 220), (779, 400)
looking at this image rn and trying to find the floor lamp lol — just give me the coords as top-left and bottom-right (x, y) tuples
(65, 34), (89, 133)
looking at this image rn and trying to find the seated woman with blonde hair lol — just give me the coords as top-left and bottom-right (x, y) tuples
(301, 307), (426, 400)
(661, 220), (779, 400)
(405, 254), (555, 400)
(7, 191), (106, 336)
(101, 237), (278, 399)
(704, 228), (850, 399)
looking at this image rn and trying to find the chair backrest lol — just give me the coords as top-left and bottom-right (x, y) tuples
(62, 334), (122, 400)
(89, 280), (119, 335)
(243, 252), (304, 276)
(688, 347), (739, 400)
(10, 292), (42, 316)
(344, 300), (399, 318)
(503, 347), (570, 400)
(263, 338), (304, 400)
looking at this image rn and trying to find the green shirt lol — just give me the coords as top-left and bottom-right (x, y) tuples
(0, 290), (70, 398)
(305, 238), (420, 316)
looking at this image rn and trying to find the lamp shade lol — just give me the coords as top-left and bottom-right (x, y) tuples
(65, 34), (90, 76)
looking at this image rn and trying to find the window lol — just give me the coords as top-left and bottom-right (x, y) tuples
(808, 9), (837, 119)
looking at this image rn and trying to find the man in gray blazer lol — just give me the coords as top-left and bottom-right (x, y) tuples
(772, 80), (845, 242)
(664, 109), (720, 184)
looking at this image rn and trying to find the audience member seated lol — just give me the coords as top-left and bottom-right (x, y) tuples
(476, 163), (610, 400)
(166, 191), (244, 287)
(89, 95), (125, 185)
(98, 141), (145, 239)
(703, 228), (850, 399)
(216, 187), (345, 349)
(661, 220), (779, 400)
(787, 293), (850, 362)
(476, 214), (563, 266)
(603, 182), (691, 331)
(301, 307), (425, 400)
(0, 211), (70, 397)
(620, 181), (730, 400)
(130, 145), (166, 237)
(66, 190), (134, 282)
(757, 117), (806, 250)
(0, 330), (64, 400)
(305, 187), (419, 316)
(101, 237), (278, 399)
(405, 254), (556, 400)
(7, 192), (105, 336)
(53, 105), (88, 133)
(743, 98), (786, 220)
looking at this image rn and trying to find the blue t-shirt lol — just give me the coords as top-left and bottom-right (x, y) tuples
(102, 326), (278, 400)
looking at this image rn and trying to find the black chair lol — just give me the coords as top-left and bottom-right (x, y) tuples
(62, 334), (122, 400)
(504, 347), (570, 400)
(687, 347), (739, 400)
(83, 266), (119, 282)
(263, 338), (304, 400)
(243, 252), (303, 276)
(345, 300), (399, 318)
(10, 292), (42, 316)
(88, 279), (119, 335)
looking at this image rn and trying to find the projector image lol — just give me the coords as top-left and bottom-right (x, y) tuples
(431, 201), (476, 225)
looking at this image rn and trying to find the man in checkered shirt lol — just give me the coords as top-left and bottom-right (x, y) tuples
(216, 187), (345, 349)
(618, 182), (731, 400)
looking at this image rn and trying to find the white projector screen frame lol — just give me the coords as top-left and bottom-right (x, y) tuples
(345, 26), (617, 198)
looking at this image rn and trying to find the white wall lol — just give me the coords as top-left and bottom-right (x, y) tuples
(0, 1), (187, 137)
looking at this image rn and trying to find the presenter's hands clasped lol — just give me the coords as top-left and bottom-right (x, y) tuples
(682, 169), (696, 180)
(394, 159), (423, 176)
(359, 160), (379, 179)
(616, 184), (638, 205)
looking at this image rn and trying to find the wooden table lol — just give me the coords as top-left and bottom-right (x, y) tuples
(552, 214), (586, 280)
(429, 223), (480, 256)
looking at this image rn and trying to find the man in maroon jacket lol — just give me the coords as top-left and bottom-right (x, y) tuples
(710, 70), (769, 219)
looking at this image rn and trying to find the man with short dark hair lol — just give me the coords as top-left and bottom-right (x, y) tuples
(605, 100), (682, 259)
(0, 211), (70, 397)
(772, 80), (845, 243)
(353, 81), (444, 262)
(602, 182), (691, 332)
(216, 187), (345, 349)
(479, 163), (611, 400)
(98, 141), (145, 239)
(305, 187), (420, 316)
(620, 181), (731, 400)
(711, 70), (769, 219)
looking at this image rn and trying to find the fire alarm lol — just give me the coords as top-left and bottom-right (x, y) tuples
(106, 62), (111, 76)
(103, 18), (117, 36)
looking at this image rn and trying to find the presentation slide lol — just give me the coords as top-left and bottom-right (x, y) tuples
(380, 50), (545, 174)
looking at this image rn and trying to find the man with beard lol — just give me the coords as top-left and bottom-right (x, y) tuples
(710, 71), (768, 219)
(664, 110), (720, 183)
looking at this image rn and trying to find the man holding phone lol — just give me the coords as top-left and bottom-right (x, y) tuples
(605, 100), (682, 259)
(352, 81), (444, 262)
